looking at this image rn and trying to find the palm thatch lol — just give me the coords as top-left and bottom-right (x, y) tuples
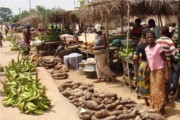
(130, 0), (178, 16)
(77, 0), (127, 23)
(77, 0), (178, 23)
(48, 9), (79, 24)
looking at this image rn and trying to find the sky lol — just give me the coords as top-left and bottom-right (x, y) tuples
(0, 0), (78, 15)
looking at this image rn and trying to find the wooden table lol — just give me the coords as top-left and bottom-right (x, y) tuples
(44, 41), (61, 55)
(78, 47), (119, 59)
(78, 48), (94, 59)
(120, 57), (138, 89)
(35, 41), (61, 55)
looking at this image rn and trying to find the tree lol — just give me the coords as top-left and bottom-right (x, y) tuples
(0, 7), (12, 22)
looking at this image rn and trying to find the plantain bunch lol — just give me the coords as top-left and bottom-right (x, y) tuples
(1, 52), (51, 115)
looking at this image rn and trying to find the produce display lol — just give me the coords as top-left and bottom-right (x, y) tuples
(51, 63), (69, 80)
(59, 81), (164, 120)
(31, 54), (69, 80)
(36, 31), (60, 41)
(81, 41), (93, 51)
(1, 53), (51, 115)
(6, 36), (19, 51)
(118, 47), (135, 58)
(32, 55), (61, 69)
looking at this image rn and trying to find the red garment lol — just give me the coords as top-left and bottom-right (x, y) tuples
(23, 30), (31, 45)
(132, 25), (143, 35)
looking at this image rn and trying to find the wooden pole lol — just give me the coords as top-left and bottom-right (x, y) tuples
(105, 17), (110, 65)
(178, 0), (180, 45)
(84, 25), (87, 43)
(159, 15), (163, 29)
(126, 0), (131, 91)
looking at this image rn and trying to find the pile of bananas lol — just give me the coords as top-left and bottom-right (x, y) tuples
(1, 53), (51, 114)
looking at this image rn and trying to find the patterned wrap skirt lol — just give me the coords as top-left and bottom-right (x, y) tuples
(150, 68), (166, 112)
(94, 49), (115, 79)
(138, 61), (150, 96)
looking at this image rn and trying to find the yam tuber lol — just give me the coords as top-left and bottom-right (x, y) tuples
(135, 116), (142, 120)
(80, 85), (89, 90)
(78, 112), (91, 120)
(110, 110), (123, 116)
(84, 91), (92, 100)
(53, 75), (68, 79)
(65, 80), (73, 83)
(106, 100), (120, 110)
(92, 92), (99, 96)
(141, 113), (165, 120)
(97, 104), (105, 110)
(52, 72), (67, 77)
(116, 105), (124, 110)
(86, 109), (95, 116)
(117, 109), (137, 119)
(71, 91), (84, 97)
(124, 104), (137, 109)
(99, 93), (117, 98)
(94, 109), (111, 118)
(83, 100), (98, 110)
(103, 115), (117, 120)
(91, 116), (99, 120)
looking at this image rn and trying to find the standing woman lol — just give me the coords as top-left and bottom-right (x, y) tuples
(134, 34), (150, 105)
(23, 25), (31, 54)
(4, 24), (9, 38)
(93, 24), (116, 82)
(145, 31), (170, 115)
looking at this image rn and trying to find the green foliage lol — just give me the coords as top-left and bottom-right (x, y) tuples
(38, 31), (60, 41)
(0, 7), (12, 23)
(10, 10), (30, 23)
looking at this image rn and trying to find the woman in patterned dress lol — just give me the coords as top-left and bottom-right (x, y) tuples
(145, 30), (170, 115)
(134, 35), (150, 105)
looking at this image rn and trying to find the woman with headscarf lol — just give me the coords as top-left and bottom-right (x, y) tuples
(93, 24), (116, 83)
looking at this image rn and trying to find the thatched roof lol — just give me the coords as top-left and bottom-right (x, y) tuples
(77, 0), (178, 23)
(48, 9), (79, 24)
(77, 0), (127, 23)
(130, 0), (178, 16)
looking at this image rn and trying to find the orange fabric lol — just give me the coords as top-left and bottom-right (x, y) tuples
(150, 68), (166, 112)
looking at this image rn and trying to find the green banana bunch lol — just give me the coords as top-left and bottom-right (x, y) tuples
(1, 52), (51, 115)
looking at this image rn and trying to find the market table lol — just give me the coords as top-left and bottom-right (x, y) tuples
(119, 56), (138, 89)
(34, 41), (61, 55)
(78, 46), (119, 60)
(44, 41), (61, 55)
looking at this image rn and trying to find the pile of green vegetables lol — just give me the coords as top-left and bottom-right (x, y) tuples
(118, 47), (135, 58)
(38, 31), (60, 41)
(1, 53), (51, 115)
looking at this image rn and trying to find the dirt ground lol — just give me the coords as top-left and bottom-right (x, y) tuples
(0, 40), (180, 120)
